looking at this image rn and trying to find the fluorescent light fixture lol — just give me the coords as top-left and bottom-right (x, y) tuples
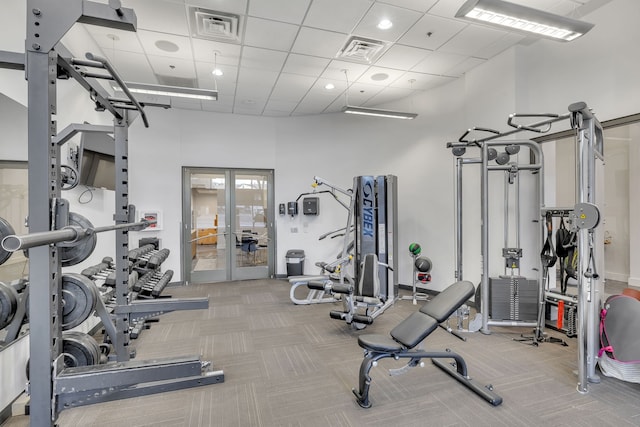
(455, 0), (594, 42)
(113, 82), (218, 101)
(342, 106), (417, 120)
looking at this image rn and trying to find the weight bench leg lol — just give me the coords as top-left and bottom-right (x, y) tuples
(432, 358), (503, 406)
(352, 352), (384, 408)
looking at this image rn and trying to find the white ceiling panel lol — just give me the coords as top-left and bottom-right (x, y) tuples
(291, 27), (348, 58)
(445, 57), (486, 77)
(187, 0), (248, 15)
(244, 17), (300, 51)
(240, 47), (288, 72)
(389, 71), (454, 89)
(303, 0), (372, 33)
(191, 39), (241, 65)
(270, 73), (318, 102)
(426, 0), (467, 19)
(125, 0), (190, 36)
(55, 0), (609, 115)
(437, 25), (508, 57)
(374, 44), (432, 70)
(102, 49), (157, 83)
(147, 54), (196, 79)
(248, 0), (312, 24)
(411, 50), (467, 75)
(321, 60), (369, 83)
(137, 30), (193, 59)
(362, 86), (414, 106)
(398, 14), (467, 50)
(83, 25), (145, 54)
(282, 54), (330, 77)
(357, 66), (406, 87)
(377, 0), (439, 13)
(170, 98), (203, 111)
(352, 3), (423, 42)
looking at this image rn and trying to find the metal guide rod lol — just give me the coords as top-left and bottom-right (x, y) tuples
(1, 220), (154, 251)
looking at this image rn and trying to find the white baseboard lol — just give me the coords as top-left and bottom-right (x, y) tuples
(629, 276), (640, 287)
(605, 271), (629, 283)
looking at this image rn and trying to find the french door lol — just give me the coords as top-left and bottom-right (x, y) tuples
(182, 167), (274, 283)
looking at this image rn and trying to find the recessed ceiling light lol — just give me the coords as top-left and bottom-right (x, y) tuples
(325, 83), (335, 90)
(371, 73), (389, 81)
(212, 68), (223, 76)
(377, 19), (393, 30)
(155, 40), (179, 52)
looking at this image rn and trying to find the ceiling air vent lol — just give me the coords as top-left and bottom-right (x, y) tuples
(337, 36), (389, 64)
(189, 7), (242, 44)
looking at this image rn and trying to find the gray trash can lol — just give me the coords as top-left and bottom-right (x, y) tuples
(286, 249), (305, 276)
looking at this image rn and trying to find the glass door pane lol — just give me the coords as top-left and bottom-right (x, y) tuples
(232, 171), (272, 280)
(185, 170), (228, 283)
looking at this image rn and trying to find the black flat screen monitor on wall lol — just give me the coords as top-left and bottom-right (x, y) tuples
(77, 129), (116, 191)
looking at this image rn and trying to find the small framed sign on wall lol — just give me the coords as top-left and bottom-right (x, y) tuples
(140, 210), (162, 231)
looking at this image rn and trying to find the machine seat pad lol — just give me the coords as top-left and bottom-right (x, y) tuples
(419, 280), (475, 323)
(358, 334), (405, 352)
(390, 312), (439, 349)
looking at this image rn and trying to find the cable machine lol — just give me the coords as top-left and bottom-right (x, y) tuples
(0, 2), (223, 425)
(447, 102), (604, 393)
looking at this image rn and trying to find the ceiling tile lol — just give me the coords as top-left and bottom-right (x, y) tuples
(170, 98), (203, 111)
(195, 61), (238, 92)
(321, 60), (369, 83)
(344, 81), (384, 104)
(398, 14), (466, 50)
(236, 69), (280, 99)
(102, 49), (157, 84)
(352, 3), (423, 42)
(282, 54), (330, 77)
(445, 57), (486, 77)
(202, 102), (234, 113)
(270, 73), (317, 102)
(376, 0), (439, 13)
(427, 0), (467, 19)
(147, 54), (196, 79)
(188, 0), (248, 15)
(240, 47), (288, 72)
(248, 0), (312, 25)
(264, 99), (300, 112)
(126, 0), (190, 36)
(374, 44), (432, 70)
(291, 27), (349, 58)
(389, 71), (454, 89)
(303, 0), (372, 33)
(362, 86), (414, 107)
(437, 25), (508, 57)
(83, 25), (145, 54)
(244, 17), (300, 51)
(137, 30), (193, 59)
(410, 50), (467, 75)
(191, 39), (241, 65)
(263, 109), (295, 117)
(357, 66), (406, 87)
(474, 33), (526, 59)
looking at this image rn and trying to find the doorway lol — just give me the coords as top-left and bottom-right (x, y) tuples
(182, 167), (275, 283)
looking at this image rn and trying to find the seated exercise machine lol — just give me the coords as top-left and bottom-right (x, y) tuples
(289, 253), (352, 305)
(352, 280), (503, 408)
(309, 253), (394, 328)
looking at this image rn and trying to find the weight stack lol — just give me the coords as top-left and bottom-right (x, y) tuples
(489, 276), (538, 321)
(545, 292), (578, 337)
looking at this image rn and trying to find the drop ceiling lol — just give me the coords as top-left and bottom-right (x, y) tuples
(76, 0), (601, 117)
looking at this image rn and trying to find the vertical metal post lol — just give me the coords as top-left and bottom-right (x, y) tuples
(113, 114), (131, 361)
(375, 176), (388, 299)
(455, 158), (463, 281)
(480, 143), (491, 334)
(26, 47), (61, 426)
(385, 175), (398, 298)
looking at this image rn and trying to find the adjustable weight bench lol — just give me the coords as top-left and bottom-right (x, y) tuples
(352, 280), (503, 408)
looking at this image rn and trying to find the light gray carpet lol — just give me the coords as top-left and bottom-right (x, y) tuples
(5, 279), (640, 427)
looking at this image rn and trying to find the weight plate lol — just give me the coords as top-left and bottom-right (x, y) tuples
(0, 217), (15, 266)
(61, 273), (98, 330)
(0, 281), (18, 329)
(62, 331), (100, 367)
(59, 212), (96, 267)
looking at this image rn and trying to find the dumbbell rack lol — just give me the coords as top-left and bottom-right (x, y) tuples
(401, 253), (430, 305)
(6, 2), (223, 425)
